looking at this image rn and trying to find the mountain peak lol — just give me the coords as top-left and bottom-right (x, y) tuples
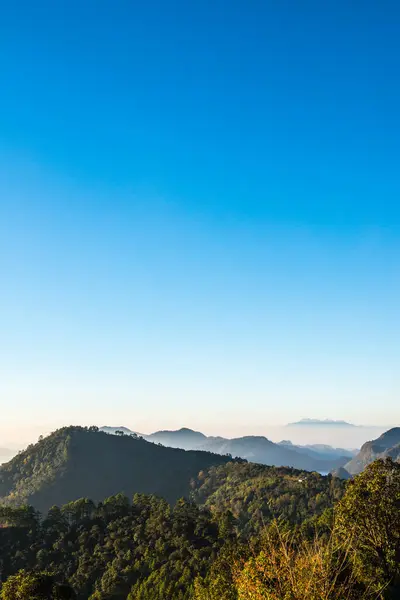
(178, 427), (206, 435)
(344, 427), (400, 475)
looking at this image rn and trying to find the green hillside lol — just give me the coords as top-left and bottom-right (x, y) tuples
(191, 461), (345, 536)
(0, 426), (232, 513)
(0, 459), (399, 599)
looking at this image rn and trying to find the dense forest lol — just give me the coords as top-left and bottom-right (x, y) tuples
(0, 428), (399, 599)
(190, 462), (345, 537)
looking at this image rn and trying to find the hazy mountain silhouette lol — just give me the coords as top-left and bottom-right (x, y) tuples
(278, 440), (355, 461)
(103, 426), (350, 472)
(147, 427), (207, 449)
(198, 435), (348, 471)
(287, 418), (355, 427)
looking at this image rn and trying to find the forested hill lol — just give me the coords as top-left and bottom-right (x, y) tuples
(190, 461), (345, 536)
(0, 427), (232, 513)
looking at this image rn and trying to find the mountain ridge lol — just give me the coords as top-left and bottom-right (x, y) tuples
(344, 427), (400, 475)
(101, 426), (351, 472)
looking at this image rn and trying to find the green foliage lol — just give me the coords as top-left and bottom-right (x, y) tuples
(0, 463), (342, 600)
(0, 504), (40, 529)
(0, 571), (75, 599)
(0, 495), (227, 599)
(191, 462), (345, 536)
(233, 523), (371, 600)
(0, 432), (71, 507)
(193, 543), (243, 600)
(335, 458), (400, 596)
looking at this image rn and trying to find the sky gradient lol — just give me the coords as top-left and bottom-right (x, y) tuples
(1, 1), (399, 445)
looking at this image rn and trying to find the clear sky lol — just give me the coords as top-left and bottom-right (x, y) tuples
(1, 1), (399, 445)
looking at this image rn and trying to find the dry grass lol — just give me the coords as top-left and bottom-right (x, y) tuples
(233, 522), (382, 600)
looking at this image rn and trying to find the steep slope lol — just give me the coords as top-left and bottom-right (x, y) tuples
(330, 466), (352, 479)
(344, 427), (400, 475)
(0, 427), (232, 513)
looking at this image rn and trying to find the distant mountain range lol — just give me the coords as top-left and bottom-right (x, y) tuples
(1, 425), (398, 512)
(287, 418), (355, 427)
(100, 424), (399, 480)
(278, 440), (355, 460)
(100, 426), (354, 472)
(342, 427), (400, 476)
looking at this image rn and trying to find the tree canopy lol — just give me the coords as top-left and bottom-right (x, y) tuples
(335, 458), (400, 595)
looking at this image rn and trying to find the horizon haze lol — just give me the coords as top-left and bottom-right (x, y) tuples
(0, 420), (393, 457)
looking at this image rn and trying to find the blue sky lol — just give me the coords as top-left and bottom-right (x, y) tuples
(0, 1), (399, 443)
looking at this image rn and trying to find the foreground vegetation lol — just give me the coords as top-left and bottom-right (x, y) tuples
(0, 456), (398, 599)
